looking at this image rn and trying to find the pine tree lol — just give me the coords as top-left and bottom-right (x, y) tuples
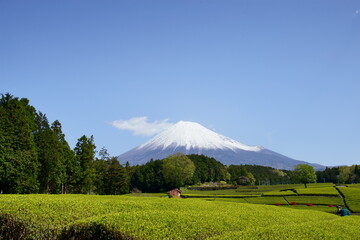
(51, 120), (78, 193)
(74, 135), (96, 194)
(103, 158), (129, 194)
(34, 112), (63, 193)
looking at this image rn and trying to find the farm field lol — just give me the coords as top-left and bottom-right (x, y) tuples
(284, 196), (344, 206)
(295, 187), (339, 196)
(184, 183), (336, 196)
(347, 183), (360, 188)
(336, 187), (360, 212)
(0, 194), (360, 240)
(182, 183), (360, 214)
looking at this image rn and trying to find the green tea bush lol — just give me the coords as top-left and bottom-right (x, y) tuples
(185, 189), (258, 195)
(285, 196), (344, 206)
(0, 193), (359, 239)
(208, 216), (360, 240)
(244, 197), (288, 205)
(60, 198), (345, 240)
(306, 183), (335, 188)
(337, 187), (360, 212)
(262, 190), (297, 196)
(181, 194), (260, 198)
(0, 214), (29, 240)
(295, 187), (339, 196)
(205, 198), (248, 203)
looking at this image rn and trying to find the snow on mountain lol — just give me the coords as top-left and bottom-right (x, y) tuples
(138, 121), (262, 152)
(118, 121), (324, 170)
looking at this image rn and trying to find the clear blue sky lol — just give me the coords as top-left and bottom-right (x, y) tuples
(1, 0), (359, 167)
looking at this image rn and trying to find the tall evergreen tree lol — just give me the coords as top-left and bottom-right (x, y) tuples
(131, 159), (167, 192)
(0, 94), (39, 193)
(34, 112), (63, 193)
(103, 157), (129, 195)
(74, 135), (96, 194)
(94, 148), (131, 195)
(51, 120), (78, 193)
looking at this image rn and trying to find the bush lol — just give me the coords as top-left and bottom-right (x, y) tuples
(0, 214), (29, 239)
(60, 222), (132, 240)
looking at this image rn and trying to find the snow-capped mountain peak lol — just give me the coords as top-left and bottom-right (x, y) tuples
(118, 120), (324, 170)
(137, 121), (262, 152)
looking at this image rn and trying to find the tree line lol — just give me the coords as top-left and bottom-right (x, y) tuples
(0, 93), (131, 194)
(316, 165), (360, 184)
(1, 93), (359, 194)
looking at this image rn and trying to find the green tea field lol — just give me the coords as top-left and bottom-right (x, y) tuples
(182, 183), (358, 213)
(0, 188), (359, 240)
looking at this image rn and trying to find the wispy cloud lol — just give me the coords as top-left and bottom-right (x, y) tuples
(356, 9), (360, 15)
(112, 117), (173, 136)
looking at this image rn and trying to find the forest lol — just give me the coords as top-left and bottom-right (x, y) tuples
(1, 93), (359, 194)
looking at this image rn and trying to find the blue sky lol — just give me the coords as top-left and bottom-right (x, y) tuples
(1, 0), (359, 167)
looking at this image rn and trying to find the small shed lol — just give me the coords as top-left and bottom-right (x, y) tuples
(169, 188), (181, 198)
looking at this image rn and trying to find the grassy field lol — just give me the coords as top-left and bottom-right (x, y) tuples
(0, 194), (359, 239)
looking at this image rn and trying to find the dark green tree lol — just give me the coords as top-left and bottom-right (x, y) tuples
(103, 157), (129, 195)
(93, 147), (109, 194)
(316, 167), (340, 184)
(93, 158), (108, 195)
(244, 165), (288, 185)
(0, 94), (39, 193)
(74, 135), (96, 194)
(51, 120), (79, 193)
(354, 165), (360, 183)
(187, 154), (228, 184)
(34, 112), (63, 193)
(130, 159), (166, 192)
(228, 165), (256, 185)
(93, 147), (130, 195)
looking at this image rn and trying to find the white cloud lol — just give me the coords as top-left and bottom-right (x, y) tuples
(112, 117), (173, 136)
(356, 10), (360, 15)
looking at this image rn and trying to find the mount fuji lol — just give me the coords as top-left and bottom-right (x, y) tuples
(118, 121), (324, 170)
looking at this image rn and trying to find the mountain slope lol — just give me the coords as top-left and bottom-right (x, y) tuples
(118, 121), (324, 170)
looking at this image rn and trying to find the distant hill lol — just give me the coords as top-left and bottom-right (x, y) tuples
(118, 121), (325, 170)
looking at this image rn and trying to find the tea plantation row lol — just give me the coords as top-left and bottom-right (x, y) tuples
(0, 194), (359, 239)
(182, 183), (360, 213)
